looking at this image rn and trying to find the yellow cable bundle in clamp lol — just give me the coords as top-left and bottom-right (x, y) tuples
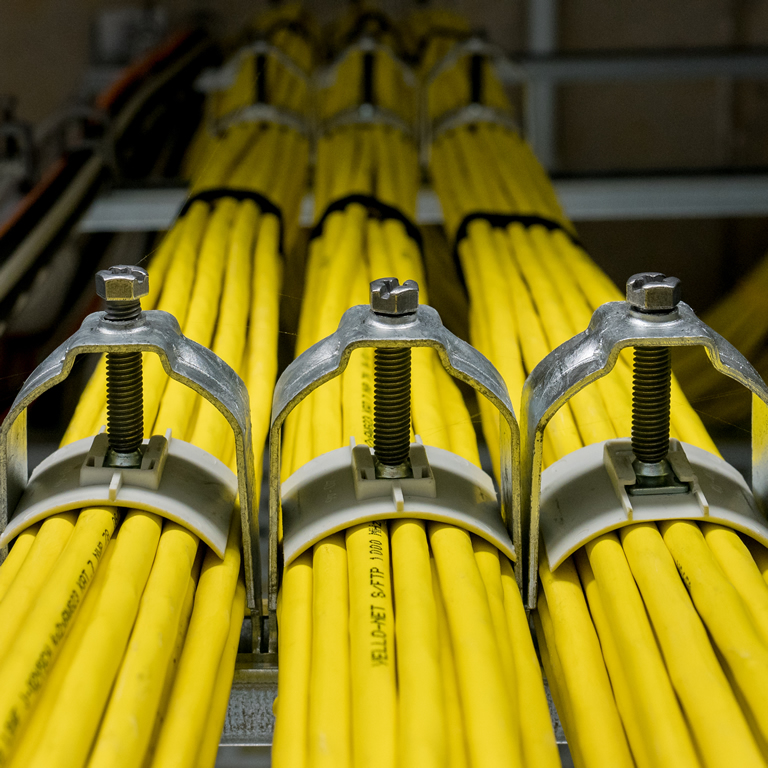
(0, 15), (310, 767)
(422, 23), (768, 768)
(271, 22), (559, 768)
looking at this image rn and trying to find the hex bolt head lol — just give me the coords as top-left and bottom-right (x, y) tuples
(626, 272), (682, 313)
(370, 277), (419, 316)
(95, 265), (149, 302)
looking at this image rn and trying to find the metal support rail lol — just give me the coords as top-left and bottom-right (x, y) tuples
(77, 171), (768, 232)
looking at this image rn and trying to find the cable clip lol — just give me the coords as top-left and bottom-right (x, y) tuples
(267, 278), (521, 653)
(0, 275), (261, 632)
(521, 273), (768, 608)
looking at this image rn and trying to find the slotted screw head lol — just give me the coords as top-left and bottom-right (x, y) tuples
(95, 265), (149, 301)
(370, 277), (419, 316)
(626, 272), (681, 312)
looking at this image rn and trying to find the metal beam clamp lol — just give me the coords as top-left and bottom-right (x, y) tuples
(420, 36), (520, 168)
(0, 266), (262, 636)
(267, 277), (521, 652)
(521, 272), (768, 609)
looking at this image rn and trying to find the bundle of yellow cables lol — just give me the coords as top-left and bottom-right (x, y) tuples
(5, 6), (768, 768)
(272, 26), (559, 768)
(421, 18), (768, 767)
(0, 14), (309, 768)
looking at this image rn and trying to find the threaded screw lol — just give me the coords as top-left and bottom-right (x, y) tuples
(626, 272), (681, 487)
(370, 278), (419, 476)
(374, 347), (412, 466)
(631, 346), (671, 464)
(95, 265), (149, 467)
(106, 351), (144, 455)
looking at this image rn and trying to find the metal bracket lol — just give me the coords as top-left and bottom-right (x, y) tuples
(197, 41), (312, 138)
(195, 40), (310, 94)
(424, 36), (516, 91)
(314, 36), (415, 92)
(521, 300), (768, 609)
(268, 303), (521, 652)
(431, 103), (518, 140)
(319, 103), (413, 137)
(0, 309), (261, 623)
(420, 36), (519, 168)
(212, 104), (310, 137)
(422, 104), (518, 169)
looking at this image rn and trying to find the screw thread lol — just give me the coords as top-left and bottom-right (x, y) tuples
(105, 299), (142, 322)
(106, 351), (144, 454)
(631, 346), (672, 464)
(373, 347), (411, 466)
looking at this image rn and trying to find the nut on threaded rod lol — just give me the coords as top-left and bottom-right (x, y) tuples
(95, 265), (149, 467)
(626, 272), (686, 490)
(369, 278), (418, 476)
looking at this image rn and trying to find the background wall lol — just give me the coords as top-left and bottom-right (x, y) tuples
(1, 0), (768, 313)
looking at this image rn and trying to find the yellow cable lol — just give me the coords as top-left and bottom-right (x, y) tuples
(307, 533), (351, 768)
(0, 523), (40, 604)
(143, 548), (204, 767)
(6, 537), (117, 768)
(0, 512), (77, 661)
(538, 556), (632, 767)
(431, 556), (469, 768)
(189, 201), (259, 458)
(150, 515), (242, 768)
(472, 536), (520, 727)
(619, 522), (765, 767)
(429, 522), (523, 768)
(499, 555), (561, 768)
(745, 537), (768, 585)
(25, 510), (163, 768)
(700, 522), (768, 647)
(390, 519), (446, 768)
(154, 199), (237, 439)
(195, 578), (247, 768)
(659, 520), (768, 746)
(0, 507), (118, 767)
(585, 532), (699, 767)
(572, 548), (652, 768)
(534, 590), (583, 768)
(87, 523), (199, 768)
(272, 551), (313, 768)
(346, 521), (397, 768)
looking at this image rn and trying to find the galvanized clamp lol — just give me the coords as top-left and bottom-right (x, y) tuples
(316, 37), (415, 138)
(420, 36), (520, 167)
(423, 37), (516, 92)
(315, 36), (415, 93)
(197, 41), (312, 137)
(213, 103), (311, 137)
(521, 297), (768, 609)
(267, 295), (521, 652)
(0, 308), (262, 624)
(319, 103), (413, 138)
(196, 40), (311, 94)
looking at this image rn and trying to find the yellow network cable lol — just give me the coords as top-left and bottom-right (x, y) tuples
(0, 12), (308, 767)
(422, 24), (768, 766)
(273, 23), (559, 768)
(5, 9), (768, 768)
